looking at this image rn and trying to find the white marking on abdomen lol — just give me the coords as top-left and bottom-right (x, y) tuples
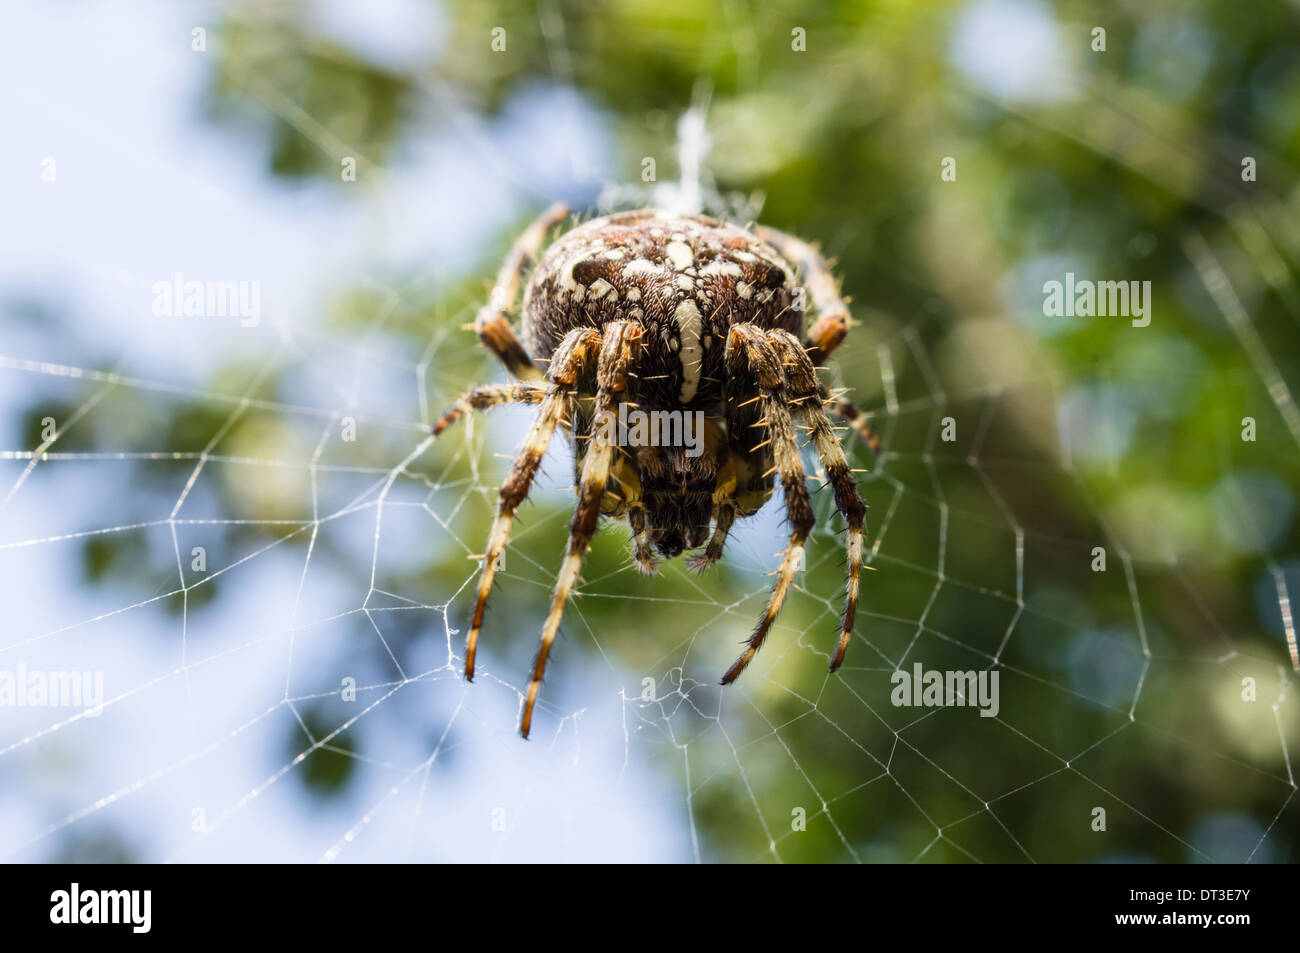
(701, 260), (743, 278)
(587, 278), (616, 300)
(623, 259), (659, 277)
(675, 299), (703, 403)
(666, 240), (695, 271)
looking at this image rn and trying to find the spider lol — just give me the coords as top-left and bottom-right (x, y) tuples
(433, 205), (880, 737)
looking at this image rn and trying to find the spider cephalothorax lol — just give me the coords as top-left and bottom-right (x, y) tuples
(434, 206), (880, 737)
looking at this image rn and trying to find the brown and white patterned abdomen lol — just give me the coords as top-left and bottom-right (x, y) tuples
(521, 209), (803, 409)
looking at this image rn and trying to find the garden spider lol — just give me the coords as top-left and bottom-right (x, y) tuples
(434, 205), (880, 737)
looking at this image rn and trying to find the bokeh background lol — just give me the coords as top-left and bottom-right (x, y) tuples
(1, 0), (1298, 862)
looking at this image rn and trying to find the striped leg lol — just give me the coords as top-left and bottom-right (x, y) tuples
(769, 331), (867, 671)
(520, 322), (642, 738)
(432, 382), (546, 436)
(687, 449), (739, 572)
(719, 324), (816, 685)
(687, 501), (735, 571)
(602, 454), (657, 574)
(475, 202), (570, 380)
(821, 390), (882, 455)
(754, 224), (852, 364)
(463, 328), (601, 682)
(626, 499), (658, 574)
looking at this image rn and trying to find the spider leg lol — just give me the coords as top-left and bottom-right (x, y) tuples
(432, 381), (547, 436)
(754, 224), (851, 365)
(475, 202), (570, 381)
(564, 405), (655, 574)
(769, 331), (868, 671)
(463, 328), (601, 682)
(757, 227), (879, 453)
(686, 500), (735, 571)
(719, 324), (815, 685)
(820, 389), (882, 454)
(687, 441), (740, 571)
(520, 321), (642, 738)
(628, 507), (656, 572)
(624, 475), (658, 574)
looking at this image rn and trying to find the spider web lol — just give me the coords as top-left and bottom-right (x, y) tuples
(1, 0), (1298, 864)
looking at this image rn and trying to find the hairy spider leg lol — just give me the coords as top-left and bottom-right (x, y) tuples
(756, 225), (883, 454)
(475, 202), (570, 381)
(754, 224), (852, 364)
(563, 395), (656, 574)
(719, 324), (817, 685)
(626, 505), (656, 572)
(431, 381), (547, 436)
(619, 462), (658, 574)
(686, 498), (735, 571)
(691, 371), (777, 573)
(521, 322), (642, 738)
(822, 392), (883, 455)
(769, 331), (868, 671)
(459, 328), (602, 682)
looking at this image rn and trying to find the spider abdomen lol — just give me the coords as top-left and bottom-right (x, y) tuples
(521, 209), (802, 410)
